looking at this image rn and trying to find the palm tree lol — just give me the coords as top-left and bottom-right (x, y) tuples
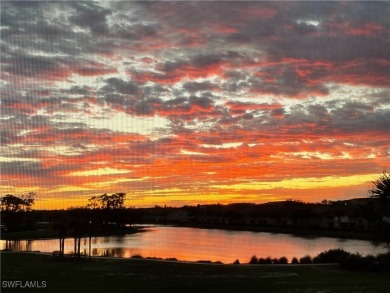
(369, 171), (390, 242)
(369, 171), (390, 201)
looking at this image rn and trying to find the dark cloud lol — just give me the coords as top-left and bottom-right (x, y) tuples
(189, 95), (214, 109)
(0, 161), (45, 177)
(277, 101), (390, 136)
(329, 102), (390, 134)
(227, 34), (252, 44)
(183, 81), (219, 92)
(100, 78), (139, 95)
(250, 66), (329, 98)
(68, 2), (111, 35)
(2, 51), (65, 79)
(134, 98), (163, 115)
(271, 108), (285, 118)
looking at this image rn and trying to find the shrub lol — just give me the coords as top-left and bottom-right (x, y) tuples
(337, 252), (390, 272)
(364, 255), (382, 272)
(299, 255), (312, 264)
(197, 260), (212, 264)
(258, 258), (266, 264)
(313, 249), (352, 263)
(341, 253), (365, 271)
(278, 256), (288, 264)
(146, 257), (162, 260)
(376, 252), (390, 271)
(264, 257), (272, 264)
(271, 258), (279, 264)
(249, 255), (258, 264)
(131, 254), (143, 259)
(291, 257), (299, 264)
(233, 259), (240, 264)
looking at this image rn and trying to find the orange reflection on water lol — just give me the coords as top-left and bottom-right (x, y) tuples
(1, 226), (387, 263)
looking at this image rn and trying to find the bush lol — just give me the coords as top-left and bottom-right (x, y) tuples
(271, 258), (279, 264)
(165, 258), (178, 261)
(146, 257), (163, 260)
(376, 252), (390, 271)
(291, 257), (299, 264)
(258, 258), (266, 264)
(197, 260), (212, 264)
(341, 253), (365, 271)
(278, 256), (288, 264)
(264, 257), (272, 264)
(375, 222), (390, 242)
(249, 255), (258, 264)
(313, 249), (352, 263)
(131, 254), (143, 259)
(299, 255), (312, 264)
(364, 255), (382, 272)
(341, 253), (388, 272)
(233, 259), (240, 264)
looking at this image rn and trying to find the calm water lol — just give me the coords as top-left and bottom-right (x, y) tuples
(1, 225), (388, 263)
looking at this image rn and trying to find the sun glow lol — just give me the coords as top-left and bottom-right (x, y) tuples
(69, 168), (131, 177)
(212, 174), (376, 191)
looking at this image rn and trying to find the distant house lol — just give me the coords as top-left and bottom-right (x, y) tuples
(138, 198), (376, 232)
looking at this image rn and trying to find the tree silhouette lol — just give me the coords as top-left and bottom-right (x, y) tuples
(1, 193), (35, 212)
(1, 193), (35, 231)
(87, 193), (126, 210)
(369, 171), (390, 201)
(87, 193), (126, 230)
(369, 171), (390, 242)
(53, 221), (67, 257)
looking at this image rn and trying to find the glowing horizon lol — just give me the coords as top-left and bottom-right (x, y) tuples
(1, 1), (389, 210)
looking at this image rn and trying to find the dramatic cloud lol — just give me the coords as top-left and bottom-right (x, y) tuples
(1, 1), (389, 209)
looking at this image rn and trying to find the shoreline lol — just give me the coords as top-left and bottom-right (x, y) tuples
(0, 250), (340, 266)
(0, 226), (144, 241)
(0, 222), (383, 243)
(171, 222), (381, 242)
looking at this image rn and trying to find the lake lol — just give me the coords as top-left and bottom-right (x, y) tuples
(1, 225), (388, 263)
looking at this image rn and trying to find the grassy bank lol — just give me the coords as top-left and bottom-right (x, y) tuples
(1, 252), (390, 293)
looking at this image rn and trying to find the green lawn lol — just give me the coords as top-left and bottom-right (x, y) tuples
(1, 252), (390, 293)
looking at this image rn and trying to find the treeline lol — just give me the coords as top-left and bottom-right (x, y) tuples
(0, 193), (130, 233)
(1, 197), (387, 231)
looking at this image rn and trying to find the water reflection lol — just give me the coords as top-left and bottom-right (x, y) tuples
(1, 225), (388, 263)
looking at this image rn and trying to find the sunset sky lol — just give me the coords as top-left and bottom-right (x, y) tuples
(1, 1), (389, 209)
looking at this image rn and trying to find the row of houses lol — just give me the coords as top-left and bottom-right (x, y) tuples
(140, 198), (379, 231)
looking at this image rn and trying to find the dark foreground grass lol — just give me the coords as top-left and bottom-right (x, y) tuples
(2, 252), (390, 293)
